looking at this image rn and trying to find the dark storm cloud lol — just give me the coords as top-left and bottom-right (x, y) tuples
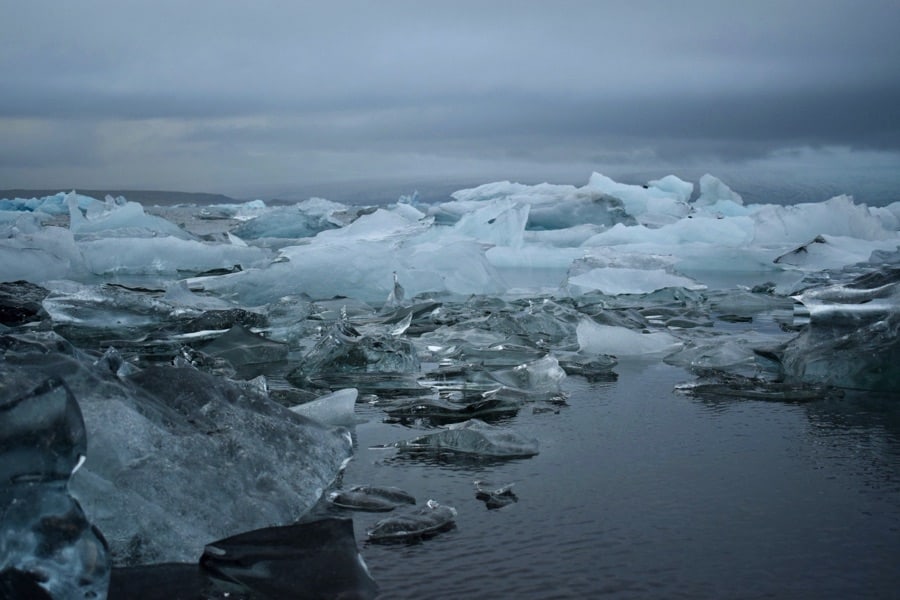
(2, 0), (899, 193)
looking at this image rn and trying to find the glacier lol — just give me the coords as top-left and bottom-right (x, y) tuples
(1, 171), (899, 598)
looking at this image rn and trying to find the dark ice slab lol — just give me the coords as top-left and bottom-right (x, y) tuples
(0, 280), (50, 326)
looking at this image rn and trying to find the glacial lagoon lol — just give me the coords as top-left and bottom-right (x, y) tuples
(2, 173), (900, 598)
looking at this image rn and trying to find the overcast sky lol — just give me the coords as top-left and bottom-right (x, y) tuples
(2, 0), (899, 199)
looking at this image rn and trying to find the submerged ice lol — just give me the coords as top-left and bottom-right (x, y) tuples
(2, 171), (899, 596)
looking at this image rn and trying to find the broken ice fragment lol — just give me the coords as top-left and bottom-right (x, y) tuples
(290, 388), (359, 426)
(200, 518), (378, 600)
(0, 373), (110, 598)
(366, 500), (457, 542)
(392, 418), (539, 458)
(474, 480), (518, 509)
(328, 485), (416, 512)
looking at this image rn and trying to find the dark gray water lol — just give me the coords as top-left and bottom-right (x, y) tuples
(339, 360), (900, 599)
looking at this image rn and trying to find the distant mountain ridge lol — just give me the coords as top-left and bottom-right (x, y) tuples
(0, 189), (238, 206)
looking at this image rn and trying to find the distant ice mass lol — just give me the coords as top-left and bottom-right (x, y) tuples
(3, 173), (898, 302)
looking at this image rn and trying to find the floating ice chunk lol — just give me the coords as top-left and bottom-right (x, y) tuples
(648, 175), (694, 203)
(79, 236), (269, 275)
(41, 281), (170, 331)
(751, 195), (897, 245)
(392, 418), (540, 458)
(389, 200), (427, 222)
(199, 518), (378, 600)
(0, 226), (86, 282)
(58, 362), (354, 565)
(231, 203), (340, 240)
(567, 267), (703, 296)
(367, 500), (457, 542)
(675, 370), (838, 402)
(0, 280), (50, 326)
(163, 280), (235, 311)
(773, 234), (900, 272)
(68, 192), (191, 239)
(664, 335), (779, 377)
(205, 228), (504, 304)
(314, 207), (428, 243)
(290, 388), (358, 426)
(0, 371), (110, 598)
(566, 250), (704, 296)
(328, 485), (416, 512)
(523, 224), (606, 247)
(288, 315), (420, 385)
(0, 191), (98, 215)
(437, 179), (635, 231)
(474, 480), (518, 509)
(198, 324), (288, 377)
(872, 201), (900, 231)
(585, 172), (690, 226)
(577, 318), (681, 357)
(781, 266), (900, 392)
(585, 212), (755, 247)
(384, 395), (523, 423)
(695, 173), (744, 207)
(384, 271), (406, 309)
(488, 355), (567, 393)
(452, 198), (529, 248)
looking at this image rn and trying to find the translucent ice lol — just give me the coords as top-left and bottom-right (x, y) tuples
(366, 500), (457, 542)
(577, 318), (682, 357)
(0, 370), (110, 599)
(328, 485), (416, 512)
(0, 225), (86, 282)
(781, 265), (900, 391)
(585, 172), (691, 227)
(287, 311), (420, 389)
(33, 358), (356, 565)
(392, 418), (540, 458)
(199, 517), (378, 599)
(290, 388), (359, 426)
(68, 193), (190, 239)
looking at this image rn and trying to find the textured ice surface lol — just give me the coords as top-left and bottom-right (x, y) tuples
(577, 318), (682, 357)
(392, 419), (540, 458)
(290, 388), (359, 426)
(0, 369), (110, 599)
(328, 485), (417, 512)
(782, 265), (900, 391)
(199, 517), (378, 599)
(0, 342), (355, 566)
(367, 500), (457, 542)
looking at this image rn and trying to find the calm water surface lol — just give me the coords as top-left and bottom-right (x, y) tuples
(339, 360), (900, 599)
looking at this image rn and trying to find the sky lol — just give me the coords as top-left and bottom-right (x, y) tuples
(2, 0), (900, 200)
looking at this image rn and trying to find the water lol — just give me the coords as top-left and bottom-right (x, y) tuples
(340, 361), (900, 599)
